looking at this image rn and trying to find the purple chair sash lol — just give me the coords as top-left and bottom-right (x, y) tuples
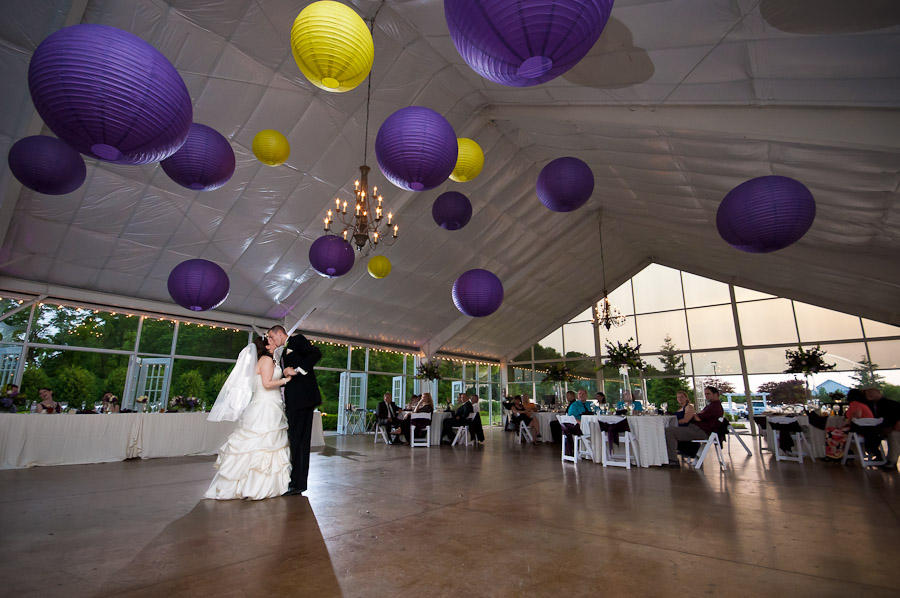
(769, 420), (802, 452)
(599, 419), (630, 450)
(560, 422), (583, 457)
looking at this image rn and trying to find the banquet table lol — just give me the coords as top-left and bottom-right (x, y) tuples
(428, 411), (452, 445)
(761, 414), (844, 460)
(581, 414), (676, 467)
(0, 411), (325, 469)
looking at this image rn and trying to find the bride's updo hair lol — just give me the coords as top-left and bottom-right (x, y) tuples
(252, 336), (272, 359)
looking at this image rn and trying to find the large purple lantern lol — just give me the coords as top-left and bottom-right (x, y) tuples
(309, 235), (355, 277)
(28, 24), (193, 164)
(7, 136), (86, 195)
(167, 259), (230, 311)
(160, 124), (235, 191)
(445, 0), (614, 87)
(375, 107), (458, 191)
(536, 157), (594, 212)
(716, 175), (816, 253)
(432, 191), (473, 230)
(452, 269), (504, 317)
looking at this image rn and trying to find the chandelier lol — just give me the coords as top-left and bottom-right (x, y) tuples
(321, 10), (397, 252)
(323, 164), (397, 251)
(594, 209), (627, 331)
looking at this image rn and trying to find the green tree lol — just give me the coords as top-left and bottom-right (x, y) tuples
(702, 377), (736, 394)
(173, 369), (205, 399)
(646, 335), (691, 411)
(757, 379), (806, 404)
(55, 365), (99, 409)
(850, 357), (885, 387)
(206, 371), (229, 403)
(103, 366), (128, 397)
(21, 366), (51, 401)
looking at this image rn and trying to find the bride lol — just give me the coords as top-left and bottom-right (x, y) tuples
(204, 336), (293, 500)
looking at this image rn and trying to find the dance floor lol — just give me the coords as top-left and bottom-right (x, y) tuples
(1, 427), (898, 597)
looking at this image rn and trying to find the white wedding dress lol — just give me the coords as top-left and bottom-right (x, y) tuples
(204, 364), (291, 500)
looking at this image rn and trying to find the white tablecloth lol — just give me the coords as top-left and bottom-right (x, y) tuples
(582, 415), (675, 467)
(429, 411), (452, 445)
(0, 411), (324, 469)
(762, 414), (843, 460)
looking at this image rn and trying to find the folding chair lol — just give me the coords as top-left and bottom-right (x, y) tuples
(518, 419), (534, 444)
(597, 415), (639, 469)
(727, 423), (752, 456)
(451, 413), (477, 446)
(683, 418), (727, 471)
(769, 416), (811, 464)
(409, 413), (432, 448)
(373, 420), (391, 444)
(557, 415), (592, 464)
(841, 418), (886, 468)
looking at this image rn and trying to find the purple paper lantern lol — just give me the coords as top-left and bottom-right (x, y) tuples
(452, 269), (504, 317)
(432, 191), (473, 230)
(28, 24), (192, 164)
(7, 136), (86, 195)
(536, 157), (594, 212)
(716, 176), (816, 253)
(160, 124), (235, 191)
(167, 259), (230, 312)
(309, 235), (355, 277)
(445, 0), (614, 87)
(375, 106), (458, 191)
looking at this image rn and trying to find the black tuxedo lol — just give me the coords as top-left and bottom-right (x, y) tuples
(441, 401), (484, 443)
(279, 332), (322, 491)
(376, 400), (401, 424)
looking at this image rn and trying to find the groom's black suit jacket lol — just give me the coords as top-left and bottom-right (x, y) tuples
(280, 333), (322, 411)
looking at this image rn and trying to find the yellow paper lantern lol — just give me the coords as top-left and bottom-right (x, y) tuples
(290, 1), (374, 93)
(367, 255), (392, 279)
(252, 130), (290, 166)
(449, 138), (484, 182)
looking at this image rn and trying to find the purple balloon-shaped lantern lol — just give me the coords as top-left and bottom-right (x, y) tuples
(160, 124), (235, 191)
(536, 157), (594, 212)
(28, 24), (192, 164)
(432, 191), (473, 230)
(167, 259), (230, 311)
(452, 269), (504, 317)
(716, 175), (816, 253)
(375, 106), (458, 191)
(309, 235), (355, 277)
(445, 0), (614, 87)
(7, 136), (86, 195)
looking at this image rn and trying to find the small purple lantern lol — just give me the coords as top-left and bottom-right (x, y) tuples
(432, 191), (473, 230)
(309, 235), (355, 277)
(160, 124), (235, 191)
(28, 24), (192, 164)
(716, 175), (816, 253)
(7, 136), (86, 195)
(445, 0), (614, 87)
(536, 157), (594, 212)
(452, 269), (504, 317)
(167, 259), (230, 311)
(375, 106), (458, 191)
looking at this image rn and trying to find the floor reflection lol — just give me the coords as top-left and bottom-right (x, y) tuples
(97, 497), (342, 596)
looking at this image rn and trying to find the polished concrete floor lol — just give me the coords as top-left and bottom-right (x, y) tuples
(1, 427), (899, 597)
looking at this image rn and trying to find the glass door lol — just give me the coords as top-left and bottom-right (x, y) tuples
(124, 356), (171, 411)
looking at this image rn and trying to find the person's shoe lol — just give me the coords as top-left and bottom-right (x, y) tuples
(879, 463), (897, 471)
(282, 487), (305, 496)
(664, 461), (680, 468)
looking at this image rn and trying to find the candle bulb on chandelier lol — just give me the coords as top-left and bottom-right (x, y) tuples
(373, 231), (379, 244)
(342, 201), (348, 214)
(354, 180), (359, 190)
(355, 204), (361, 216)
(335, 198), (340, 210)
(393, 224), (398, 238)
(387, 212), (392, 224)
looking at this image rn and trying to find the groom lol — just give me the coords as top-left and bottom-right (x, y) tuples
(267, 325), (322, 495)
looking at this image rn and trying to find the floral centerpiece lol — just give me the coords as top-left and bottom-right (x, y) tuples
(785, 345), (835, 402)
(784, 345), (835, 375)
(169, 395), (200, 412)
(604, 338), (646, 370)
(542, 364), (573, 383)
(416, 360), (442, 381)
(136, 395), (149, 404)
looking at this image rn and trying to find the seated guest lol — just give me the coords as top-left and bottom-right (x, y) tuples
(664, 386), (724, 466)
(563, 390), (576, 411)
(402, 394), (419, 411)
(674, 391), (695, 427)
(35, 388), (61, 414)
(567, 389), (594, 421)
(845, 388), (874, 420)
(864, 386), (900, 471)
(376, 392), (403, 444)
(442, 394), (485, 444)
(595, 391), (606, 406)
(399, 392), (435, 442)
(510, 395), (541, 443)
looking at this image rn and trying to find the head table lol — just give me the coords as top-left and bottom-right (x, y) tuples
(0, 411), (324, 470)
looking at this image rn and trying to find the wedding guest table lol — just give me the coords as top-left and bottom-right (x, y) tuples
(428, 411), (452, 445)
(0, 411), (325, 469)
(581, 414), (676, 467)
(760, 413), (843, 460)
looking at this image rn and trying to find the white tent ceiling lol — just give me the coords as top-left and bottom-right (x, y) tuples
(0, 0), (898, 361)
